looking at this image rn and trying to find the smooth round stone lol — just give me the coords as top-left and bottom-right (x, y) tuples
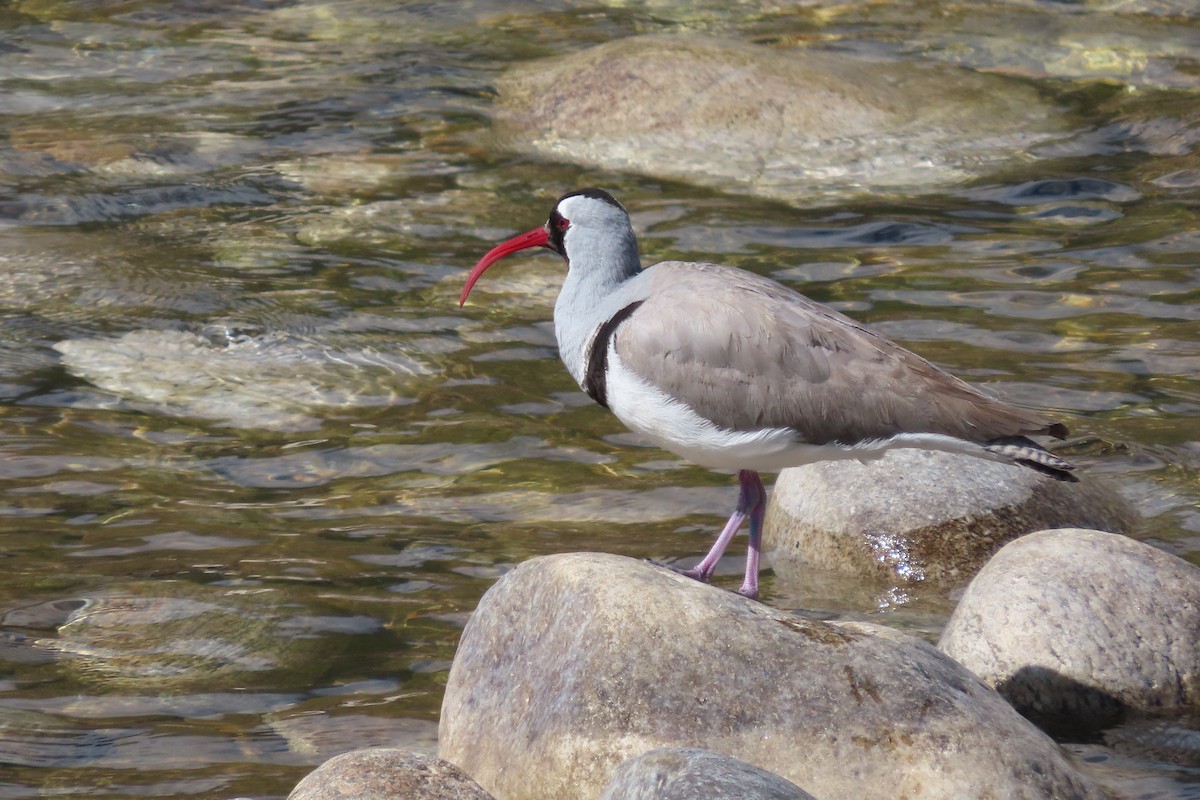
(764, 449), (1133, 589)
(492, 35), (1065, 205)
(288, 749), (494, 800)
(439, 552), (1102, 800)
(598, 748), (815, 800)
(938, 529), (1200, 732)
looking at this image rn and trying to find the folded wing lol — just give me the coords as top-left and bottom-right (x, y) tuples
(612, 262), (1067, 447)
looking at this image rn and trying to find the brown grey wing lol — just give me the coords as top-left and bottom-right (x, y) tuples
(613, 263), (1065, 446)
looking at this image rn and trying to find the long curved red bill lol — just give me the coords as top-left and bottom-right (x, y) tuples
(459, 226), (550, 306)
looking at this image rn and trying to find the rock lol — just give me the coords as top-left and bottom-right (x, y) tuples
(909, 2), (1200, 90)
(597, 747), (815, 800)
(0, 582), (355, 693)
(938, 529), (1200, 733)
(54, 327), (431, 432)
(266, 713), (440, 764)
(763, 449), (1133, 591)
(492, 35), (1065, 205)
(288, 748), (494, 800)
(277, 151), (461, 197)
(1102, 712), (1200, 768)
(439, 552), (1102, 800)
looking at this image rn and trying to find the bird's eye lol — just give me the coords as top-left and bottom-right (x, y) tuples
(555, 215), (570, 231)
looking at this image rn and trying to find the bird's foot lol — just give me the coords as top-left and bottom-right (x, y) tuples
(645, 559), (707, 581)
(657, 561), (759, 600)
(676, 564), (715, 584)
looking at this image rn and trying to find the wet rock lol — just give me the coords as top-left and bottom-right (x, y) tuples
(267, 712), (439, 763)
(439, 552), (1102, 800)
(763, 449), (1133, 590)
(295, 199), (448, 247)
(206, 435), (612, 491)
(291, 188), (524, 257)
(1061, 738), (1199, 800)
(1153, 168), (1200, 189)
(277, 151), (462, 197)
(263, 2), (480, 47)
(54, 328), (430, 432)
(1079, 0), (1199, 16)
(911, 4), (1200, 89)
(493, 35), (1065, 205)
(597, 748), (815, 800)
(0, 226), (234, 317)
(938, 529), (1200, 733)
(1102, 711), (1200, 769)
(0, 582), (363, 693)
(288, 748), (494, 800)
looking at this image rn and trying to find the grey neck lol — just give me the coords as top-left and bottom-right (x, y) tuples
(553, 227), (642, 386)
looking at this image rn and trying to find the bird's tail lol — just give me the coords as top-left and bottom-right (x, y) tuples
(984, 436), (1077, 482)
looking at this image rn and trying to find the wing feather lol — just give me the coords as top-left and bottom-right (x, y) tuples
(611, 262), (1065, 445)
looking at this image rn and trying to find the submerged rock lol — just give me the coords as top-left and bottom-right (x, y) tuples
(910, 3), (1200, 89)
(439, 552), (1102, 800)
(492, 35), (1066, 205)
(288, 748), (494, 800)
(1102, 711), (1200, 769)
(938, 529), (1200, 733)
(764, 449), (1132, 593)
(0, 582), (360, 693)
(54, 327), (431, 432)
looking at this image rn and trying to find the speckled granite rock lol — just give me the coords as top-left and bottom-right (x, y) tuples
(939, 529), (1200, 733)
(288, 749), (494, 800)
(764, 449), (1133, 589)
(439, 552), (1102, 800)
(597, 748), (816, 800)
(493, 35), (1065, 205)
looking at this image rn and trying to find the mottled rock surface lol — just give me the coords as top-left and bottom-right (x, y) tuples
(765, 449), (1132, 588)
(597, 748), (816, 800)
(439, 552), (1102, 800)
(939, 529), (1200, 732)
(493, 35), (1065, 205)
(288, 748), (494, 800)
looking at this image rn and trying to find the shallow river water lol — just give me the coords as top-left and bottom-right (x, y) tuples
(1, 1), (1198, 798)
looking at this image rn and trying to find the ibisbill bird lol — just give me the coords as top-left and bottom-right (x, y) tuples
(460, 188), (1075, 600)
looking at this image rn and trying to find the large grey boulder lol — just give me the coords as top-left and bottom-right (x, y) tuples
(288, 748), (494, 800)
(939, 529), (1200, 732)
(764, 449), (1133, 590)
(597, 748), (815, 800)
(439, 552), (1102, 800)
(492, 35), (1066, 205)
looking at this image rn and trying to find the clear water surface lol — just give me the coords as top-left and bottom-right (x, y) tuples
(0, 1), (1198, 798)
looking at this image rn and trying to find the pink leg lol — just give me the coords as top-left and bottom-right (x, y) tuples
(680, 508), (745, 584)
(680, 470), (766, 600)
(737, 471), (767, 600)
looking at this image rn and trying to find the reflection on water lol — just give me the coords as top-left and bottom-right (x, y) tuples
(1, 0), (1198, 797)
